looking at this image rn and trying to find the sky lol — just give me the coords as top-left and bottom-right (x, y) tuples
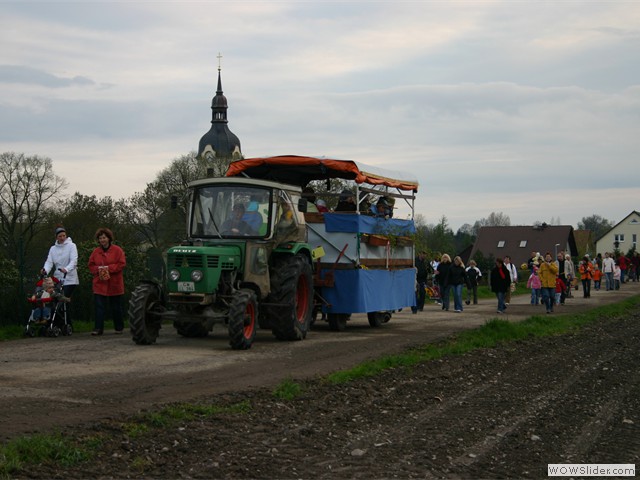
(1, 1), (639, 232)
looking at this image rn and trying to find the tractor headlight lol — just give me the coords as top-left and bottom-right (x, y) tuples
(169, 269), (180, 281)
(191, 270), (203, 282)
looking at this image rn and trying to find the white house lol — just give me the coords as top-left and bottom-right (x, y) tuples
(595, 210), (640, 255)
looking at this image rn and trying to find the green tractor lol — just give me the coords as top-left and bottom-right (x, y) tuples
(128, 177), (314, 349)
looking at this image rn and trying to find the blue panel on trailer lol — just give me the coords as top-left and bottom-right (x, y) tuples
(321, 268), (416, 314)
(323, 213), (415, 235)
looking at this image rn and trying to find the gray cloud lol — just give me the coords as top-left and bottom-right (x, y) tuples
(0, 65), (95, 88)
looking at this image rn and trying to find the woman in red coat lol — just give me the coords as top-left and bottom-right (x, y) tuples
(88, 227), (126, 335)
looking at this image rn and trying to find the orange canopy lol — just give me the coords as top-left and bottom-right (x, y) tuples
(225, 155), (419, 192)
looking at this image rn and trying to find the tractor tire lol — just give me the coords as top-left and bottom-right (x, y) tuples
(328, 313), (349, 332)
(266, 255), (313, 341)
(228, 289), (258, 350)
(173, 321), (208, 338)
(129, 283), (163, 345)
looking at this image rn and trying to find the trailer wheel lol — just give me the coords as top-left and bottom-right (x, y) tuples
(174, 321), (208, 338)
(228, 289), (257, 350)
(267, 255), (313, 341)
(367, 311), (384, 328)
(328, 313), (349, 331)
(129, 283), (163, 345)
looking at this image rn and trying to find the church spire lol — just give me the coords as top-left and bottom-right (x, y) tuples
(197, 53), (242, 162)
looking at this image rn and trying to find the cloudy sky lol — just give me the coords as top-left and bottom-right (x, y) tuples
(1, 1), (638, 231)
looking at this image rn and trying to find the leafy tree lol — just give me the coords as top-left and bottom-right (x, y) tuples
(52, 193), (125, 243)
(120, 183), (184, 252)
(0, 254), (21, 327)
(454, 224), (475, 255)
(577, 215), (614, 240)
(425, 216), (455, 256)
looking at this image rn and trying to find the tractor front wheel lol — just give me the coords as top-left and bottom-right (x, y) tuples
(228, 289), (258, 350)
(129, 283), (164, 345)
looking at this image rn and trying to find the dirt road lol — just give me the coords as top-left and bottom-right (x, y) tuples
(2, 283), (640, 478)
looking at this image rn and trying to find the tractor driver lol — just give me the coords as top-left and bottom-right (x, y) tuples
(222, 204), (255, 235)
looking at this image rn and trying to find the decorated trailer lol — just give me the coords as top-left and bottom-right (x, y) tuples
(226, 155), (419, 331)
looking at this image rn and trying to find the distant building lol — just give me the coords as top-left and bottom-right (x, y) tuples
(198, 65), (242, 163)
(595, 210), (640, 255)
(468, 225), (577, 271)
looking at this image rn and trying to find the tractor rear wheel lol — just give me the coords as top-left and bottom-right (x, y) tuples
(228, 289), (257, 350)
(129, 283), (163, 345)
(266, 255), (313, 341)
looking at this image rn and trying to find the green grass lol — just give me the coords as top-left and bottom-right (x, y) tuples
(273, 378), (304, 400)
(127, 400), (252, 432)
(326, 295), (640, 385)
(0, 400), (251, 477)
(0, 433), (100, 478)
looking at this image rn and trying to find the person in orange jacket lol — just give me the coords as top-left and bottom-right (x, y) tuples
(591, 263), (603, 291)
(88, 227), (126, 336)
(578, 256), (594, 298)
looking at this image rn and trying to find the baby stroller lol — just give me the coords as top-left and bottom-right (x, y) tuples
(426, 282), (442, 304)
(24, 273), (72, 337)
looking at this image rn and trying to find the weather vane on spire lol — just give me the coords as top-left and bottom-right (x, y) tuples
(217, 52), (223, 72)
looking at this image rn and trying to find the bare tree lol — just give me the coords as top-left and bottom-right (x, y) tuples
(0, 152), (68, 262)
(472, 211), (511, 235)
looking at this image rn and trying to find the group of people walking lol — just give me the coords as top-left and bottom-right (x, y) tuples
(41, 225), (126, 335)
(412, 253), (482, 314)
(415, 247), (638, 316)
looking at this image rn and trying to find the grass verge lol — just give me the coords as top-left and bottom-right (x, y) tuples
(0, 433), (101, 478)
(325, 295), (640, 385)
(0, 401), (251, 477)
(273, 378), (304, 400)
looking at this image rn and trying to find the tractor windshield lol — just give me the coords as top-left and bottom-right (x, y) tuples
(190, 185), (271, 239)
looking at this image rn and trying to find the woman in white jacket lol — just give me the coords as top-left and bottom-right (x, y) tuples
(42, 225), (79, 324)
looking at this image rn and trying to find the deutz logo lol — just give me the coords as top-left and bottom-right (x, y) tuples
(173, 249), (197, 253)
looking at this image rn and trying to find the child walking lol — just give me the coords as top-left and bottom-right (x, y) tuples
(613, 262), (621, 290)
(555, 275), (566, 305)
(526, 266), (542, 305)
(592, 265), (602, 291)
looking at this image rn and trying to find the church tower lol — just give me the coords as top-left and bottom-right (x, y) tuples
(198, 57), (242, 163)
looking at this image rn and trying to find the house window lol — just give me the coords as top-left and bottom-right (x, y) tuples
(615, 234), (625, 243)
(519, 240), (527, 248)
(497, 241), (505, 248)
(633, 234), (637, 247)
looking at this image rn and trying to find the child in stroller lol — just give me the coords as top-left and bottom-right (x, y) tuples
(425, 280), (442, 305)
(25, 273), (72, 337)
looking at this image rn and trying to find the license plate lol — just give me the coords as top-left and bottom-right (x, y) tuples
(177, 282), (195, 292)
